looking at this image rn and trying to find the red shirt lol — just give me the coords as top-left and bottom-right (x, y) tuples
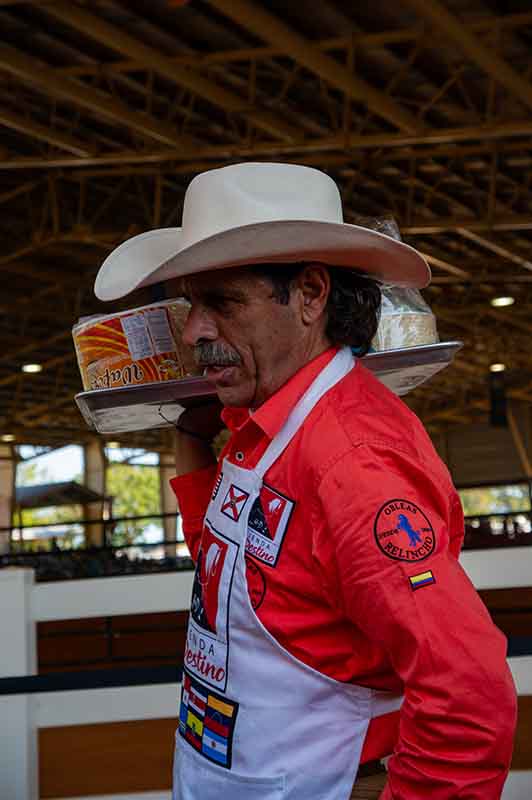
(171, 347), (516, 798)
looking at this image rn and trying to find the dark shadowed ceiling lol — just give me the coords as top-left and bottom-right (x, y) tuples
(1, 0), (532, 452)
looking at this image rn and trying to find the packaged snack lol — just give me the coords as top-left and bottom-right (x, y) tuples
(72, 300), (200, 391)
(372, 286), (439, 351)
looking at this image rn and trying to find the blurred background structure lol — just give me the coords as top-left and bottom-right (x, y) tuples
(0, 1), (531, 798)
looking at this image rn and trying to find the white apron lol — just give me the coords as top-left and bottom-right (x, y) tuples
(173, 348), (402, 800)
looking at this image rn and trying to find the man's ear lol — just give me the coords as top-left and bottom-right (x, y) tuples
(296, 263), (331, 325)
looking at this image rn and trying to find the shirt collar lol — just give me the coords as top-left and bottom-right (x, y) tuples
(221, 346), (339, 440)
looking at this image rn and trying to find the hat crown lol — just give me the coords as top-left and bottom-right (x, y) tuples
(94, 161), (430, 301)
(181, 162), (343, 247)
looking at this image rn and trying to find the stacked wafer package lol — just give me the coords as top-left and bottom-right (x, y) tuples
(73, 300), (200, 392)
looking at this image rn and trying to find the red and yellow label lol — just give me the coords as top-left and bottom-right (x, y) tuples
(73, 301), (199, 391)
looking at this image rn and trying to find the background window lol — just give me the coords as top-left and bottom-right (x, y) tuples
(105, 447), (161, 546)
(459, 483), (531, 517)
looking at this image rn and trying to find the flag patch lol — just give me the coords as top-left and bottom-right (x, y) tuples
(221, 483), (249, 522)
(409, 570), (435, 590)
(179, 671), (239, 769)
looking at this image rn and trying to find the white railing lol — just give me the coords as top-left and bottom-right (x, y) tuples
(31, 570), (193, 622)
(1, 546), (531, 800)
(460, 546), (532, 590)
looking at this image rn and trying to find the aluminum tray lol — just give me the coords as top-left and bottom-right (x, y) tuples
(75, 341), (462, 434)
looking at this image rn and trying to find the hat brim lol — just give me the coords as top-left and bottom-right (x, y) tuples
(94, 227), (182, 302)
(95, 220), (430, 301)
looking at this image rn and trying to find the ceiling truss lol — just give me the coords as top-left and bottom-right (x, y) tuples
(0, 0), (531, 449)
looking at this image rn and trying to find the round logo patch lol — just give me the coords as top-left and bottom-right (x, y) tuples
(245, 555), (266, 610)
(374, 499), (435, 562)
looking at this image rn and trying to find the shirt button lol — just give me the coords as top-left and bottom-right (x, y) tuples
(235, 451), (245, 462)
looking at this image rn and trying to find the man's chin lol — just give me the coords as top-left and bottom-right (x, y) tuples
(214, 382), (254, 409)
(202, 365), (255, 407)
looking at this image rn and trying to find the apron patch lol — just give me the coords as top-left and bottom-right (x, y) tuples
(245, 555), (267, 610)
(246, 484), (295, 567)
(179, 670), (239, 769)
(221, 483), (250, 521)
(186, 521), (239, 691)
(374, 499), (435, 562)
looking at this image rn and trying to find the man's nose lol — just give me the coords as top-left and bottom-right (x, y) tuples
(181, 305), (218, 346)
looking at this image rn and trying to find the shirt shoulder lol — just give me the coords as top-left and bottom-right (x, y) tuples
(303, 361), (454, 493)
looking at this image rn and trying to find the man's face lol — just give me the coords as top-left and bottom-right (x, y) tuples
(171, 266), (328, 408)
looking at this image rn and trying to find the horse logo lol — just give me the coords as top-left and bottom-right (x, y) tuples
(374, 499), (435, 562)
(397, 513), (422, 547)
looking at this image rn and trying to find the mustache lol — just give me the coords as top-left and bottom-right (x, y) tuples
(193, 342), (241, 367)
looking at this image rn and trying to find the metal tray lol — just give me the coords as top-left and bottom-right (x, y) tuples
(75, 341), (462, 434)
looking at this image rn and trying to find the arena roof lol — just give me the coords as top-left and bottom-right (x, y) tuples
(1, 0), (532, 450)
(14, 481), (106, 509)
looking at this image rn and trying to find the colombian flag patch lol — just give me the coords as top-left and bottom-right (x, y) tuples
(409, 570), (435, 590)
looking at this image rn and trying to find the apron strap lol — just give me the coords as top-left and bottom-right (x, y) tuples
(254, 347), (355, 479)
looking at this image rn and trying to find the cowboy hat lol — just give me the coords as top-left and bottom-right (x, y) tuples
(94, 162), (430, 301)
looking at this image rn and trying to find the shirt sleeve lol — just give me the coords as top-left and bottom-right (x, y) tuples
(313, 443), (517, 800)
(170, 465), (218, 562)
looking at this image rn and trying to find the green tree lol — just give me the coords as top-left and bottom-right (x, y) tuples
(106, 463), (161, 545)
(15, 461), (83, 550)
(459, 484), (530, 517)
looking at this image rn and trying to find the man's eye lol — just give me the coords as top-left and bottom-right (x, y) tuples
(204, 294), (236, 312)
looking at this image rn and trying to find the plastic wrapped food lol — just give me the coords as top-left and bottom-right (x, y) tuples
(372, 286), (439, 351)
(72, 300), (200, 391)
(351, 215), (438, 352)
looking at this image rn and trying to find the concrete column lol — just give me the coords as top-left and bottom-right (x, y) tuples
(507, 400), (532, 479)
(83, 438), (105, 547)
(160, 455), (178, 557)
(0, 444), (16, 553)
(0, 567), (38, 799)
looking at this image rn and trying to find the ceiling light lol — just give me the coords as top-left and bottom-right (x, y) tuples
(107, 441), (121, 449)
(490, 363), (506, 373)
(1, 434), (15, 442)
(490, 296), (515, 308)
(22, 363), (43, 373)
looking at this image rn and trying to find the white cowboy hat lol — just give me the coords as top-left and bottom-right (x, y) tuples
(94, 162), (430, 301)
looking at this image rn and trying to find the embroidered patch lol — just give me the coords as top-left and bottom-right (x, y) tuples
(211, 471), (223, 501)
(179, 670), (239, 769)
(409, 570), (435, 590)
(187, 521), (239, 691)
(246, 483), (295, 567)
(221, 484), (249, 522)
(374, 499), (435, 562)
(245, 555), (267, 610)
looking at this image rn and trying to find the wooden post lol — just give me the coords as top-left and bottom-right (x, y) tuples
(160, 455), (178, 557)
(0, 443), (16, 553)
(83, 438), (105, 546)
(507, 403), (532, 479)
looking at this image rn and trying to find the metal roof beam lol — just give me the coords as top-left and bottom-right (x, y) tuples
(430, 274), (532, 285)
(39, 11), (532, 79)
(2, 119), (532, 170)
(44, 2), (300, 143)
(37, 139), (532, 177)
(403, 0), (532, 113)
(1, 259), (67, 283)
(403, 215), (532, 234)
(206, 0), (422, 134)
(0, 43), (196, 148)
(0, 108), (94, 156)
(456, 229), (532, 273)
(420, 252), (471, 279)
(0, 179), (41, 205)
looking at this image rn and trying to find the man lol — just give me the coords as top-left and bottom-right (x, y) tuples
(95, 163), (517, 799)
